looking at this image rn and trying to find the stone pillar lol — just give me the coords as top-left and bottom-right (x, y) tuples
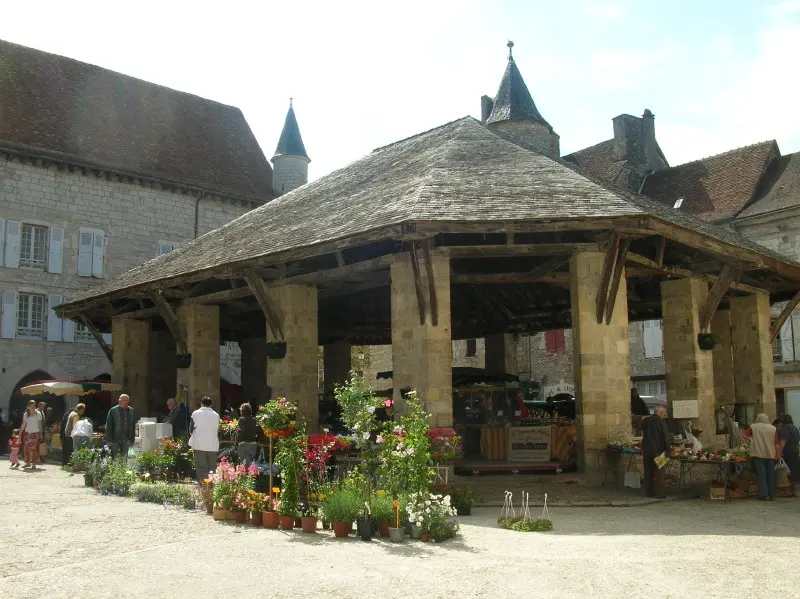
(570, 250), (631, 473)
(485, 333), (518, 382)
(149, 329), (177, 416)
(391, 250), (452, 427)
(176, 304), (220, 412)
(111, 317), (150, 415)
(661, 277), (716, 436)
(324, 341), (351, 395)
(730, 293), (776, 418)
(240, 337), (268, 405)
(711, 310), (735, 415)
(266, 284), (319, 430)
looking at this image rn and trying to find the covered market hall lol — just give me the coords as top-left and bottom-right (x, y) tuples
(58, 116), (800, 474)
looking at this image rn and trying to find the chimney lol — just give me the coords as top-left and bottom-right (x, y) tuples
(481, 95), (494, 123)
(641, 109), (659, 172)
(611, 114), (643, 162)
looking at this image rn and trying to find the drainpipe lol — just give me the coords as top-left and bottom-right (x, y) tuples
(193, 194), (204, 239)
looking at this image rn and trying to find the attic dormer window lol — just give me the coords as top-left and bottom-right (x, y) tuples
(673, 198), (684, 209)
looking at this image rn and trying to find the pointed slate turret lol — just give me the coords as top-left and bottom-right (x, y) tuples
(486, 42), (552, 131)
(273, 100), (310, 160)
(484, 41), (560, 159)
(272, 99), (310, 197)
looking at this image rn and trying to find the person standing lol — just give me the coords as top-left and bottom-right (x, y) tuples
(19, 400), (44, 469)
(105, 394), (136, 459)
(641, 405), (671, 499)
(59, 408), (75, 466)
(236, 403), (263, 466)
(70, 404), (92, 452)
(778, 413), (800, 498)
(748, 413), (781, 501)
(164, 398), (187, 438)
(189, 396), (220, 481)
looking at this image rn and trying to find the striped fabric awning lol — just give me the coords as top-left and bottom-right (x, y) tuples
(20, 380), (121, 397)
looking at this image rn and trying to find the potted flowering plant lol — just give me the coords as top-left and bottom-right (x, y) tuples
(322, 484), (361, 538)
(431, 483), (474, 516)
(388, 500), (404, 543)
(407, 492), (458, 542)
(370, 491), (394, 537)
(426, 428), (464, 464)
(262, 490), (280, 529)
(275, 430), (302, 529)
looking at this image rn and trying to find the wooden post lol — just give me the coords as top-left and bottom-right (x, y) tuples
(771, 290), (800, 342)
(596, 233), (620, 324)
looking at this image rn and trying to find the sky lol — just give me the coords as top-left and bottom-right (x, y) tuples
(2, 0), (799, 181)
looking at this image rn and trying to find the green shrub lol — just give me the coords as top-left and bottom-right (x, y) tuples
(130, 482), (197, 509)
(498, 517), (553, 532)
(67, 447), (94, 473)
(322, 485), (362, 523)
(370, 493), (394, 523)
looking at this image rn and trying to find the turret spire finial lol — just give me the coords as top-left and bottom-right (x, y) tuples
(289, 97), (293, 107)
(507, 40), (514, 59)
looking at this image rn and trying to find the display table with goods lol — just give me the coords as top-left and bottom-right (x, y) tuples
(604, 438), (698, 490)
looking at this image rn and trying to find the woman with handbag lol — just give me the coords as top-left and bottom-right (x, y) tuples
(19, 400), (44, 469)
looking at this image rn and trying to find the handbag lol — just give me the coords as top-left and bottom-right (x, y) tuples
(39, 442), (49, 456)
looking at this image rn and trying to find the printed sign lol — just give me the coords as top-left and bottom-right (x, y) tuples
(671, 400), (699, 419)
(508, 426), (551, 461)
(543, 380), (575, 399)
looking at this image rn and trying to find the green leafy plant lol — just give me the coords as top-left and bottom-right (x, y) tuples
(378, 390), (432, 498)
(135, 450), (161, 475)
(508, 518), (553, 532)
(275, 432), (303, 517)
(431, 483), (474, 513)
(370, 492), (394, 524)
(67, 447), (94, 473)
(130, 482), (197, 509)
(256, 397), (297, 432)
(321, 483), (362, 523)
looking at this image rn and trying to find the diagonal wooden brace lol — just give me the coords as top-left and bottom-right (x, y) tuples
(700, 265), (739, 332)
(408, 243), (427, 326)
(243, 271), (285, 340)
(605, 238), (631, 324)
(421, 239), (439, 326)
(771, 289), (800, 343)
(148, 291), (188, 355)
(78, 314), (113, 363)
(596, 232), (620, 324)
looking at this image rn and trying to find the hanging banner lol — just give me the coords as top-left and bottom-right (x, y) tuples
(508, 426), (551, 461)
(543, 380), (575, 399)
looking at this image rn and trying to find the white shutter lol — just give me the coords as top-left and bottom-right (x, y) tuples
(654, 320), (664, 358)
(48, 227), (64, 273)
(643, 321), (653, 358)
(102, 332), (112, 345)
(0, 218), (5, 265)
(62, 315), (75, 343)
(4, 220), (20, 268)
(78, 232), (93, 276)
(781, 319), (795, 362)
(92, 232), (104, 278)
(47, 294), (64, 341)
(1, 290), (17, 339)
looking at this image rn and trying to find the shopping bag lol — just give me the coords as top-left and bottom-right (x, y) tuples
(775, 458), (789, 472)
(623, 471), (641, 488)
(39, 442), (49, 456)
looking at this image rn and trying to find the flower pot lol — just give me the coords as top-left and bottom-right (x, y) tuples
(378, 521), (390, 537)
(698, 332), (716, 350)
(250, 512), (263, 526)
(213, 507), (226, 521)
(205, 501), (213, 515)
(388, 527), (405, 543)
(332, 521), (352, 538)
(225, 510), (236, 520)
(321, 521), (330, 530)
(458, 505), (472, 516)
(235, 511), (247, 524)
(357, 518), (372, 541)
(300, 516), (318, 533)
(420, 533), (430, 542)
(84, 474), (94, 487)
(262, 511), (279, 529)
(410, 524), (422, 539)
(279, 515), (296, 530)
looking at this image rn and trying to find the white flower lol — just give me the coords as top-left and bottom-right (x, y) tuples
(366, 406), (375, 414)
(405, 448), (415, 456)
(353, 422), (360, 431)
(323, 428), (330, 434)
(376, 435), (384, 444)
(362, 431), (371, 441)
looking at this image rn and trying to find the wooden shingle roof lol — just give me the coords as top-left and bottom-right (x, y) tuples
(0, 38), (274, 203)
(60, 117), (800, 310)
(738, 152), (800, 219)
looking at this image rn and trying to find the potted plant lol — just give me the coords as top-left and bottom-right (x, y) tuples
(420, 493), (458, 542)
(200, 478), (214, 515)
(426, 428), (464, 464)
(246, 491), (263, 526)
(322, 486), (361, 538)
(698, 332), (716, 350)
(370, 492), (394, 537)
(388, 499), (404, 543)
(431, 483), (474, 516)
(299, 502), (319, 533)
(262, 488), (280, 529)
(357, 502), (372, 541)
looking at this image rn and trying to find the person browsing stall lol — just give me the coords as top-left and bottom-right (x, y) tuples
(189, 396), (220, 482)
(105, 394), (136, 459)
(641, 405), (670, 499)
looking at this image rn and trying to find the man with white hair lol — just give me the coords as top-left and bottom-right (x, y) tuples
(105, 393), (137, 459)
(641, 405), (671, 499)
(164, 397), (187, 438)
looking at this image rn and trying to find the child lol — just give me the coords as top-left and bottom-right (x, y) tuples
(9, 429), (21, 468)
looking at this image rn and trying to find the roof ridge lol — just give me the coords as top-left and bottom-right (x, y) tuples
(0, 38), (243, 112)
(371, 116), (477, 153)
(666, 140), (776, 171)
(562, 138), (614, 160)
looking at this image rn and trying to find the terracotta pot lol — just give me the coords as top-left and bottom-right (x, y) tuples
(204, 501), (213, 515)
(300, 516), (318, 533)
(225, 510), (236, 520)
(212, 507), (226, 521)
(250, 512), (263, 526)
(262, 511), (279, 529)
(235, 511), (247, 524)
(420, 533), (430, 542)
(294, 517), (302, 528)
(279, 515), (296, 530)
(378, 521), (390, 537)
(332, 521), (352, 538)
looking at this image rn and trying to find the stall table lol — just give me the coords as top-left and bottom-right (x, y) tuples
(675, 459), (732, 502)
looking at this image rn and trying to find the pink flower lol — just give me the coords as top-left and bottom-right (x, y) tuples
(384, 399), (394, 408)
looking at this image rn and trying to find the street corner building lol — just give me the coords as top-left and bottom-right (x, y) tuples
(56, 43), (800, 474)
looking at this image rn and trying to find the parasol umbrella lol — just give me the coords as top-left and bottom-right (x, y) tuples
(20, 380), (122, 397)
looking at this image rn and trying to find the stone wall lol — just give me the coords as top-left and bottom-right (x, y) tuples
(0, 157), (255, 412)
(272, 155), (309, 196)
(487, 121), (560, 160)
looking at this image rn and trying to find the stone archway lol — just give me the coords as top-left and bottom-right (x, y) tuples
(7, 369), (59, 427)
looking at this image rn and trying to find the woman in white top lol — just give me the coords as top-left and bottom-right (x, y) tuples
(19, 399), (44, 469)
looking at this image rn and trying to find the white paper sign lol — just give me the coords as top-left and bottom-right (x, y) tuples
(671, 400), (699, 419)
(508, 426), (551, 461)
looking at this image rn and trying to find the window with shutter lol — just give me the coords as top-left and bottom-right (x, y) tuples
(48, 227), (64, 273)
(47, 294), (64, 341)
(780, 318), (794, 362)
(0, 218), (5, 264)
(92, 232), (104, 277)
(75, 322), (94, 343)
(17, 292), (46, 339)
(643, 320), (664, 359)
(1, 290), (17, 338)
(4, 220), (20, 268)
(545, 330), (566, 354)
(19, 224), (48, 269)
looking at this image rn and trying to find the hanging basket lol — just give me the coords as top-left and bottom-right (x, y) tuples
(266, 341), (287, 360)
(697, 333), (716, 351)
(176, 353), (192, 369)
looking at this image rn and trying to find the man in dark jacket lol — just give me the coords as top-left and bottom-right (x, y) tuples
(105, 394), (137, 459)
(641, 405), (670, 498)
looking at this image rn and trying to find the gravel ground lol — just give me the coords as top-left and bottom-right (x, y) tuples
(2, 461), (799, 599)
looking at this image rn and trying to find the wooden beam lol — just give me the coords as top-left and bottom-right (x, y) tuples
(700, 265), (739, 331)
(596, 233), (620, 324)
(771, 290), (800, 342)
(421, 239), (438, 326)
(243, 271), (285, 339)
(78, 314), (113, 363)
(451, 273), (571, 285)
(656, 237), (666, 267)
(625, 252), (764, 294)
(605, 238), (631, 324)
(445, 243), (596, 258)
(527, 256), (569, 278)
(335, 251), (346, 267)
(147, 291), (188, 354)
(408, 244), (426, 325)
(273, 254), (394, 286)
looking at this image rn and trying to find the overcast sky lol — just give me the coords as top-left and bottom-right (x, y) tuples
(2, 0), (799, 181)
